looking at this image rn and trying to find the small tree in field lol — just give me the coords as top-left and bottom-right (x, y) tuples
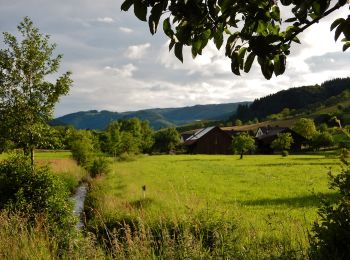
(270, 132), (294, 156)
(153, 128), (180, 153)
(0, 17), (72, 165)
(232, 133), (255, 159)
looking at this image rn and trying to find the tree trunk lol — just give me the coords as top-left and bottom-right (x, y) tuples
(240, 152), (243, 159)
(30, 147), (34, 166)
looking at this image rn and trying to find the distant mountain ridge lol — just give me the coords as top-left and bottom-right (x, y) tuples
(52, 102), (251, 130)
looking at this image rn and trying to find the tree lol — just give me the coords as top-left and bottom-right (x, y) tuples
(70, 130), (95, 167)
(140, 120), (155, 153)
(121, 0), (350, 79)
(234, 119), (242, 126)
(312, 132), (334, 150)
(153, 128), (180, 153)
(232, 133), (255, 159)
(0, 17), (72, 165)
(293, 118), (317, 140)
(270, 132), (294, 155)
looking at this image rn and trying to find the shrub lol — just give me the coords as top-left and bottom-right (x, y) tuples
(89, 157), (111, 177)
(70, 135), (94, 166)
(309, 166), (350, 259)
(281, 150), (289, 157)
(0, 154), (75, 230)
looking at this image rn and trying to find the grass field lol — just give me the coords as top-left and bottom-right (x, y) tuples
(86, 154), (342, 257)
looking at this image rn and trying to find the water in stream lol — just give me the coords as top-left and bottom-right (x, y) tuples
(71, 183), (88, 229)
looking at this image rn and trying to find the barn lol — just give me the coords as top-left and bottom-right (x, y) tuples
(255, 126), (307, 153)
(182, 126), (233, 154)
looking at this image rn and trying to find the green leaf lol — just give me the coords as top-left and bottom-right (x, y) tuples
(134, 0), (147, 22)
(331, 18), (345, 31)
(169, 39), (176, 51)
(191, 46), (198, 59)
(225, 32), (239, 56)
(273, 54), (286, 76)
(202, 29), (211, 40)
(174, 43), (183, 63)
(231, 52), (240, 76)
(271, 5), (280, 21)
(292, 36), (301, 44)
(244, 52), (256, 73)
(214, 31), (224, 50)
(335, 23), (345, 41)
(343, 42), (350, 52)
(257, 20), (267, 35)
(148, 16), (156, 35)
(121, 0), (134, 11)
(148, 3), (164, 34)
(163, 18), (173, 38)
(238, 47), (247, 70)
(258, 56), (273, 79)
(192, 40), (202, 52)
(311, 2), (321, 16)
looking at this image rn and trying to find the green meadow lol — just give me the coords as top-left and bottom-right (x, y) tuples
(86, 154), (341, 257)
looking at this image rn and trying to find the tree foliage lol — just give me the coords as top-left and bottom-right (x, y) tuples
(312, 131), (334, 150)
(232, 133), (255, 159)
(121, 0), (350, 79)
(310, 166), (350, 259)
(101, 118), (154, 156)
(270, 132), (294, 154)
(70, 130), (96, 166)
(0, 17), (72, 164)
(233, 78), (350, 122)
(293, 118), (317, 140)
(153, 128), (180, 153)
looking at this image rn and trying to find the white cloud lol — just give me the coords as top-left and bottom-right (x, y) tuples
(104, 64), (137, 78)
(96, 17), (114, 23)
(119, 26), (133, 33)
(125, 43), (151, 59)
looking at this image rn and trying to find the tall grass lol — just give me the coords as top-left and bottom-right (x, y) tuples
(0, 211), (105, 259)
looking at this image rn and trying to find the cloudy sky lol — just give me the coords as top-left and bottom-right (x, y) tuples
(0, 0), (349, 117)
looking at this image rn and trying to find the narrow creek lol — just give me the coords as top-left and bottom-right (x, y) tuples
(71, 183), (88, 229)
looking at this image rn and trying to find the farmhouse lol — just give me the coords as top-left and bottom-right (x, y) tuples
(182, 126), (233, 154)
(255, 126), (307, 153)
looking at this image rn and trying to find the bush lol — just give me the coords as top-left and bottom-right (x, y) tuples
(281, 150), (289, 157)
(0, 154), (75, 230)
(309, 166), (350, 259)
(70, 135), (94, 166)
(89, 157), (111, 177)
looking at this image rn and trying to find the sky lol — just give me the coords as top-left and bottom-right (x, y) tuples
(0, 0), (349, 117)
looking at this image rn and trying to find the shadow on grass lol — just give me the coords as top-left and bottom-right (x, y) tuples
(289, 157), (325, 161)
(236, 193), (339, 208)
(245, 162), (339, 167)
(176, 158), (226, 162)
(130, 198), (154, 209)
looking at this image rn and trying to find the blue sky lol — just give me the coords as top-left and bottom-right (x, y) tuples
(0, 0), (349, 117)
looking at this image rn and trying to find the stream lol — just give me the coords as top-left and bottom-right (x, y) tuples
(71, 183), (88, 229)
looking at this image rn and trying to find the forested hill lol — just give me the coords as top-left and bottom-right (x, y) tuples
(52, 102), (250, 130)
(234, 78), (350, 121)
